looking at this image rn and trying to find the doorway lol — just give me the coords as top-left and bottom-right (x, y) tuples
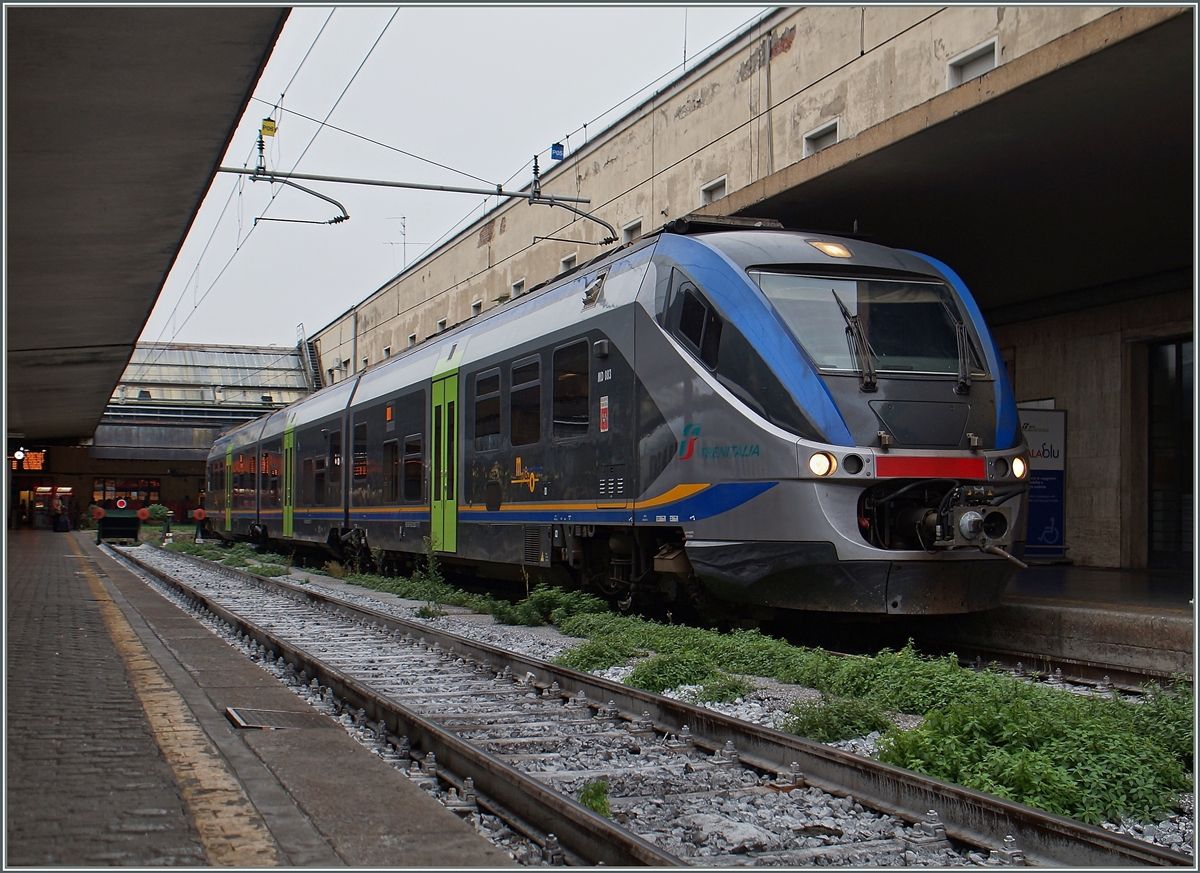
(1148, 337), (1193, 569)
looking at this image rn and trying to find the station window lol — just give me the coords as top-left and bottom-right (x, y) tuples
(622, 219), (643, 245)
(471, 299), (483, 317)
(511, 356), (541, 447)
(383, 346), (391, 358)
(437, 318), (447, 333)
(804, 120), (838, 157)
(948, 40), (997, 88)
(408, 333), (417, 348)
(403, 435), (424, 503)
(560, 254), (576, 274)
(701, 176), (727, 205)
(512, 279), (525, 298)
(384, 440), (399, 502)
(553, 341), (590, 439)
(474, 369), (502, 451)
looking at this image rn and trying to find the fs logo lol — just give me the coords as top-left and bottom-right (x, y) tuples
(677, 424), (701, 460)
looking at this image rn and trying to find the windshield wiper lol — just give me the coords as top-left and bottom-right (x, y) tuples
(940, 300), (973, 395)
(832, 291), (877, 392)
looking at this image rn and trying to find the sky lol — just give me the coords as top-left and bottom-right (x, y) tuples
(139, 5), (774, 350)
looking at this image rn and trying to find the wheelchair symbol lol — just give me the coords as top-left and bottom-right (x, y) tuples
(1038, 517), (1060, 545)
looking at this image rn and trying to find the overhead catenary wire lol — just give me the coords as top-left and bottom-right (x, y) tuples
(144, 7), (774, 356)
(133, 9), (339, 379)
(152, 8), (400, 348)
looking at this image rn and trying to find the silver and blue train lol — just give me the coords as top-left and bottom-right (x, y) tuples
(206, 217), (1029, 615)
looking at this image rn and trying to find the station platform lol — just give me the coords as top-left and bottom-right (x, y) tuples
(4, 529), (513, 867)
(920, 562), (1194, 681)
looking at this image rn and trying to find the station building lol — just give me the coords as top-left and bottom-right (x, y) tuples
(8, 343), (314, 529)
(310, 5), (1192, 572)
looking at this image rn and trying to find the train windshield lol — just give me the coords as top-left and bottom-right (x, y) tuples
(748, 272), (985, 375)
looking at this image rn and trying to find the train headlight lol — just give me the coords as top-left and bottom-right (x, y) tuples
(808, 452), (837, 476)
(808, 240), (852, 259)
(1012, 456), (1028, 479)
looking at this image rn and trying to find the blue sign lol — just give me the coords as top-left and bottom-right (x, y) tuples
(1019, 408), (1067, 560)
(551, 143), (564, 161)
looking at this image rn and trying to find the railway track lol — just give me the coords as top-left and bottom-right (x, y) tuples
(112, 545), (1191, 867)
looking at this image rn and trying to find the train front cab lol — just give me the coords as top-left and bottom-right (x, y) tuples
(642, 230), (1030, 615)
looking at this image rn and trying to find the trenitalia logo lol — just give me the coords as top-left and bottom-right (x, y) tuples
(677, 423), (701, 460)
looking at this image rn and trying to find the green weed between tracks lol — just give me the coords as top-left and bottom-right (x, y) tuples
(164, 540), (1192, 826)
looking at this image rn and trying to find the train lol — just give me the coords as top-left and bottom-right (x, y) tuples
(206, 216), (1029, 616)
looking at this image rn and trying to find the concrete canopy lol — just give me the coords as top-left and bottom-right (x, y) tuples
(6, 7), (288, 443)
(716, 9), (1194, 326)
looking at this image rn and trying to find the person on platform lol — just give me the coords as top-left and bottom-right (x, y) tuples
(49, 494), (64, 532)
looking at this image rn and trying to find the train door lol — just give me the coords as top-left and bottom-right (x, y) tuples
(283, 423), (295, 537)
(224, 444), (233, 532)
(431, 373), (458, 553)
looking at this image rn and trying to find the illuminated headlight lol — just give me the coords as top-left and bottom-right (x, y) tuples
(808, 240), (852, 258)
(1012, 456), (1028, 479)
(808, 452), (837, 476)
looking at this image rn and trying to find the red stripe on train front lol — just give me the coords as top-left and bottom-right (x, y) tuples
(875, 455), (986, 479)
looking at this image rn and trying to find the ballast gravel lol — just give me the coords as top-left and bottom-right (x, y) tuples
(115, 550), (1194, 862)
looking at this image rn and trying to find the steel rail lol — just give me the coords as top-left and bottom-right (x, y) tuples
(121, 550), (678, 867)
(130, 548), (1192, 868)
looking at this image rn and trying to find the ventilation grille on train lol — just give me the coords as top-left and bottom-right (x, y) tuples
(599, 476), (625, 498)
(524, 526), (541, 564)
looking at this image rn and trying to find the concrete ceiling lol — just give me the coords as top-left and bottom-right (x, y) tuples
(732, 11), (1194, 325)
(6, 7), (288, 443)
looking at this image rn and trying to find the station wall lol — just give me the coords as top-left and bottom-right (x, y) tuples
(313, 6), (1114, 375)
(994, 288), (1193, 569)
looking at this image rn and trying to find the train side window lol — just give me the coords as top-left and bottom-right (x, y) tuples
(403, 435), (423, 502)
(553, 340), (589, 439)
(674, 286), (722, 370)
(353, 423), (368, 480)
(301, 459), (313, 504)
(383, 440), (399, 502)
(314, 457), (326, 505)
(475, 369), (501, 451)
(511, 356), (541, 446)
(329, 429), (341, 469)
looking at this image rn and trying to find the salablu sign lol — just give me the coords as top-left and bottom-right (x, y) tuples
(1019, 408), (1067, 561)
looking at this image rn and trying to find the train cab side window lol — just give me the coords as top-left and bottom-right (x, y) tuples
(674, 286), (722, 370)
(403, 435), (423, 503)
(353, 423), (368, 480)
(475, 369), (501, 451)
(511, 356), (541, 447)
(384, 440), (399, 502)
(553, 340), (589, 439)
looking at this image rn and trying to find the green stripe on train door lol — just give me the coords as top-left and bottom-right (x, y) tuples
(282, 423), (295, 537)
(224, 444), (233, 532)
(431, 373), (458, 553)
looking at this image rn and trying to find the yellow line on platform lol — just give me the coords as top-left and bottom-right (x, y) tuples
(69, 537), (284, 866)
